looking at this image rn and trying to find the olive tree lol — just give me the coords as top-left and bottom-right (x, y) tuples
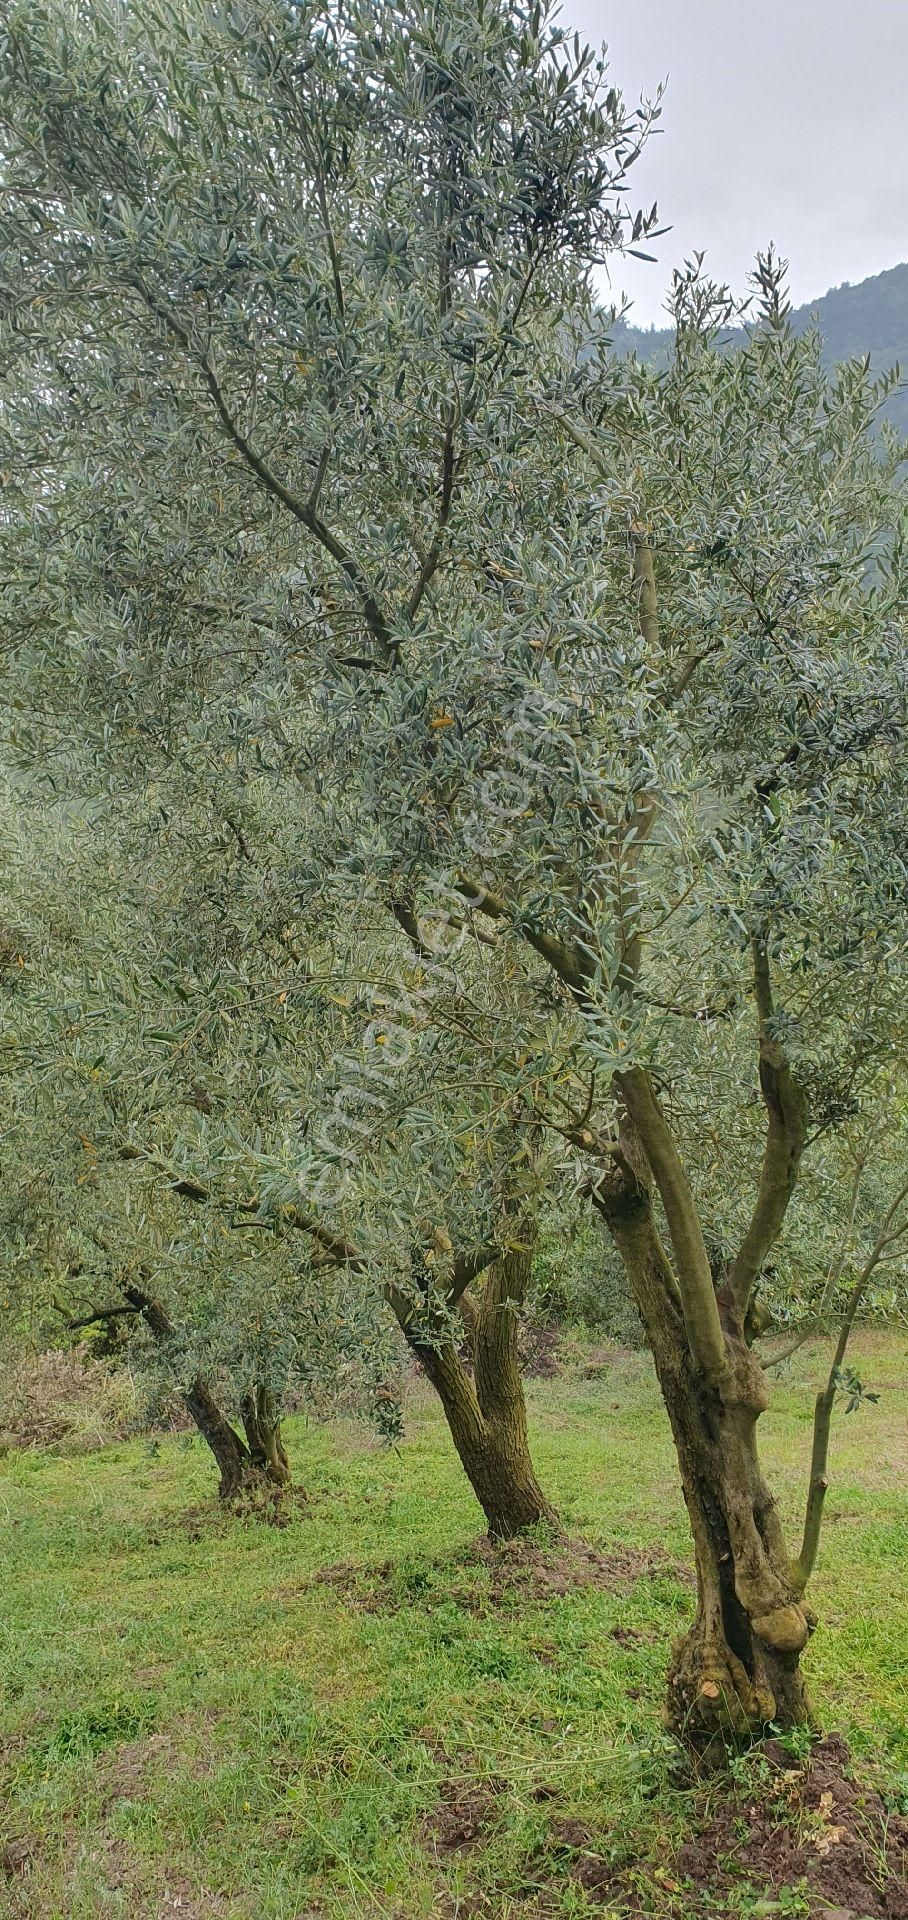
(322, 265), (908, 1741)
(4, 0), (906, 1746)
(0, 0), (655, 1525)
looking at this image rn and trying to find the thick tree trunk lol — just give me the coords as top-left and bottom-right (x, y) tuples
(124, 1285), (260, 1501)
(404, 1244), (557, 1541)
(184, 1379), (253, 1499)
(596, 1193), (814, 1749)
(414, 1339), (555, 1539)
(240, 1385), (291, 1487)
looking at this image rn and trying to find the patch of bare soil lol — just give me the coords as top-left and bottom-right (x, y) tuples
(100, 1716), (220, 1803)
(425, 1773), (509, 1853)
(673, 1735), (908, 1920)
(461, 1534), (690, 1606)
(158, 1481), (310, 1543)
(0, 1823), (239, 1920)
(306, 1533), (690, 1616)
(525, 1735), (908, 1917)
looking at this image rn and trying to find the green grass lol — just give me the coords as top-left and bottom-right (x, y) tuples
(1, 1332), (906, 1918)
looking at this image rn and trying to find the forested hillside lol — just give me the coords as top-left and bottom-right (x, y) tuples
(613, 261), (908, 435)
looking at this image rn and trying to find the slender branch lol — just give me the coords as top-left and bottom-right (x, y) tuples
(727, 939), (807, 1315)
(631, 524), (660, 653)
(312, 169), (345, 322)
(761, 1150), (867, 1370)
(796, 1173), (908, 1587)
(407, 414), (456, 620)
(307, 438), (332, 517)
(455, 876), (590, 996)
(667, 638), (724, 704)
(58, 1301), (141, 1331)
(615, 1065), (727, 1379)
(761, 1326), (817, 1373)
(390, 894), (496, 957)
(128, 278), (395, 657)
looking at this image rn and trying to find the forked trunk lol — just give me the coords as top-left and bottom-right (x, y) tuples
(405, 1244), (556, 1541)
(414, 1339), (555, 1539)
(240, 1385), (291, 1487)
(598, 1195), (813, 1749)
(184, 1378), (253, 1499)
(124, 1285), (272, 1501)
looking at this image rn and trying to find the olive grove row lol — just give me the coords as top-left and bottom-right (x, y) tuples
(1, 0), (907, 1749)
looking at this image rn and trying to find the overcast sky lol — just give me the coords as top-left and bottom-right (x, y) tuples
(562, 0), (908, 328)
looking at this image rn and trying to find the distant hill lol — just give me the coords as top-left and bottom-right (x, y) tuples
(609, 262), (908, 438)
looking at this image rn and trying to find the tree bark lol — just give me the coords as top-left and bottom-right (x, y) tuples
(592, 1180), (814, 1750)
(402, 1243), (557, 1541)
(123, 1285), (270, 1501)
(183, 1378), (253, 1500)
(240, 1384), (291, 1487)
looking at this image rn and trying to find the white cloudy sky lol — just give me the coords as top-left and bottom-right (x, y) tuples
(561, 0), (908, 327)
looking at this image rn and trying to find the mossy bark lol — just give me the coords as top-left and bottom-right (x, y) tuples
(240, 1385), (291, 1487)
(405, 1245), (557, 1541)
(597, 1192), (813, 1749)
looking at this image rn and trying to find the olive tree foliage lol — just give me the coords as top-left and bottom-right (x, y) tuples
(0, 774), (405, 1492)
(3, 0), (908, 1734)
(0, 0), (658, 761)
(0, 0), (659, 1524)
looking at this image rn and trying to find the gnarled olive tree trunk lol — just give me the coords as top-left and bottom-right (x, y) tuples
(287, 1206), (554, 1539)
(397, 1241), (557, 1541)
(240, 1383), (291, 1487)
(591, 1102), (814, 1751)
(123, 1287), (289, 1499)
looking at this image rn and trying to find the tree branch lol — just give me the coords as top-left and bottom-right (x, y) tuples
(727, 939), (807, 1315)
(615, 1065), (727, 1379)
(406, 414), (456, 621)
(59, 1301), (142, 1331)
(796, 1173), (908, 1587)
(128, 278), (395, 658)
(455, 876), (590, 996)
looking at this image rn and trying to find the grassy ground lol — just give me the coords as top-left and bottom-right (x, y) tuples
(1, 1331), (906, 1918)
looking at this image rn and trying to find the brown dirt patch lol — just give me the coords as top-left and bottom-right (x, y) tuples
(1, 1834), (34, 1879)
(304, 1533), (690, 1617)
(426, 1774), (508, 1853)
(100, 1717), (219, 1802)
(527, 1735), (908, 1917)
(673, 1735), (908, 1919)
(461, 1534), (689, 1606)
(162, 1481), (310, 1542)
(1, 1823), (241, 1920)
